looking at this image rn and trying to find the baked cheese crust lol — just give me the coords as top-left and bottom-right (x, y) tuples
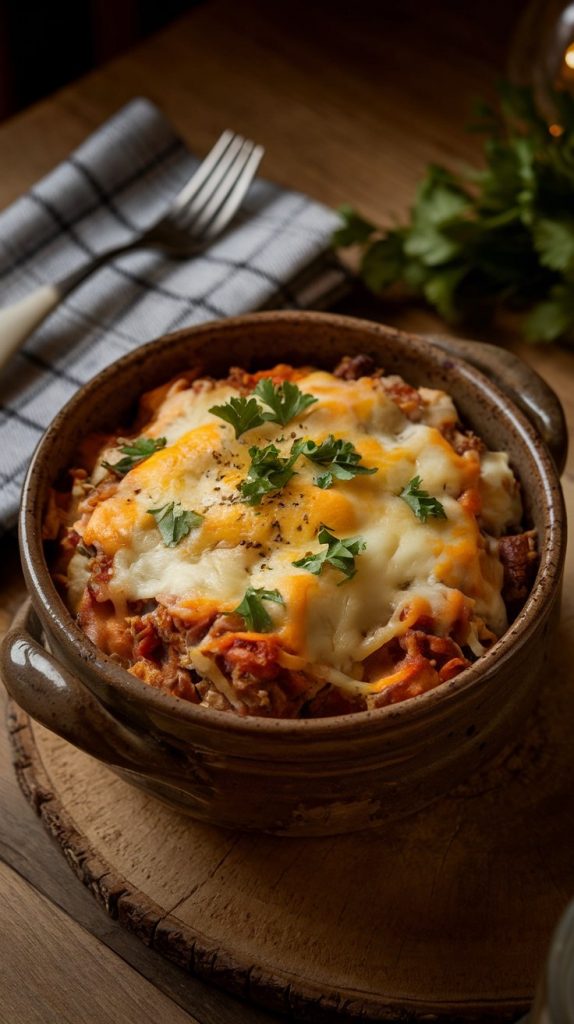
(47, 356), (534, 718)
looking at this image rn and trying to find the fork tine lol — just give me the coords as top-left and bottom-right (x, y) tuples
(202, 144), (264, 241)
(185, 140), (258, 236)
(172, 130), (238, 210)
(174, 134), (246, 227)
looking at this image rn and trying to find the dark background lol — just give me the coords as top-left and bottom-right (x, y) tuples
(0, 0), (535, 125)
(0, 0), (201, 121)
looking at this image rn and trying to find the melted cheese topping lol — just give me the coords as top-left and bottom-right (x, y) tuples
(70, 369), (522, 687)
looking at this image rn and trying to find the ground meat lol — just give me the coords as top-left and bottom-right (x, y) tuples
(443, 424), (486, 456)
(372, 629), (470, 708)
(302, 685), (365, 718)
(130, 656), (201, 703)
(333, 353), (377, 380)
(152, 604), (216, 649)
(226, 364), (302, 394)
(221, 637), (281, 683)
(131, 616), (162, 662)
(498, 530), (538, 612)
(376, 375), (423, 420)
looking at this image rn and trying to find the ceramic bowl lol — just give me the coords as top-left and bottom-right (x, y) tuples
(1, 312), (567, 835)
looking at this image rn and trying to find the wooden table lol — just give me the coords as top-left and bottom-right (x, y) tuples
(1, 0), (572, 1019)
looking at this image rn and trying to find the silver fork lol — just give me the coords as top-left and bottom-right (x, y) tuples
(0, 131), (264, 370)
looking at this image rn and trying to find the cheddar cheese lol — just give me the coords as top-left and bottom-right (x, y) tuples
(48, 354), (535, 718)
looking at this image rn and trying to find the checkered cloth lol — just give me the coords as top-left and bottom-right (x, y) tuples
(0, 98), (346, 534)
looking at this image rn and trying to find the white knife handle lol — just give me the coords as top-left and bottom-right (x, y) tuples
(0, 240), (138, 373)
(0, 284), (61, 370)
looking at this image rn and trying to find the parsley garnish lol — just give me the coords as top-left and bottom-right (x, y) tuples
(76, 543), (97, 559)
(295, 434), (377, 489)
(239, 443), (299, 506)
(253, 378), (317, 426)
(333, 81), (574, 342)
(208, 395), (265, 439)
(292, 524), (366, 582)
(102, 436), (167, 476)
(400, 476), (446, 523)
(210, 379), (317, 436)
(233, 587), (284, 632)
(147, 502), (204, 546)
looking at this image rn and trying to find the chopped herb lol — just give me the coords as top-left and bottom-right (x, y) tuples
(295, 434), (378, 488)
(316, 472), (334, 489)
(102, 436), (167, 476)
(292, 524), (366, 581)
(147, 502), (204, 547)
(209, 395), (265, 438)
(233, 586), (285, 632)
(254, 378), (318, 426)
(400, 476), (447, 523)
(239, 443), (299, 506)
(76, 543), (97, 559)
(209, 379), (317, 438)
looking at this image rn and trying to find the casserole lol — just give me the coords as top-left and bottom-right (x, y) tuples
(50, 355), (537, 718)
(1, 312), (567, 835)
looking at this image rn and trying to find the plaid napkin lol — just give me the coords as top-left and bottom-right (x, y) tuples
(0, 98), (346, 534)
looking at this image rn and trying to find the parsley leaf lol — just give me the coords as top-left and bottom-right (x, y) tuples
(209, 380), (317, 436)
(400, 476), (447, 523)
(292, 524), (366, 582)
(239, 443), (299, 505)
(76, 543), (97, 559)
(333, 81), (574, 343)
(296, 434), (378, 488)
(332, 203), (376, 247)
(147, 502), (204, 547)
(233, 587), (284, 632)
(254, 378), (318, 426)
(101, 436), (167, 476)
(209, 395), (265, 438)
(316, 472), (334, 489)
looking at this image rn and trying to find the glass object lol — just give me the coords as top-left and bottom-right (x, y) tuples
(525, 899), (574, 1023)
(509, 0), (574, 114)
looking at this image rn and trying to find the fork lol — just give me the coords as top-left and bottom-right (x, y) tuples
(0, 131), (264, 370)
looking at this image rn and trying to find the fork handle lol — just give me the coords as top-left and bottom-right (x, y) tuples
(0, 242), (136, 372)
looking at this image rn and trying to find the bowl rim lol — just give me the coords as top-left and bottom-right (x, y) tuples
(19, 310), (567, 738)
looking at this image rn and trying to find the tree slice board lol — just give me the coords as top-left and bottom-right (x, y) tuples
(6, 628), (574, 1024)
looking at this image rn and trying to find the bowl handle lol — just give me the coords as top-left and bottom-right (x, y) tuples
(426, 334), (568, 475)
(1, 600), (176, 773)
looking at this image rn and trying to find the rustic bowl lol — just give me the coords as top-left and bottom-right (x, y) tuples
(1, 312), (567, 836)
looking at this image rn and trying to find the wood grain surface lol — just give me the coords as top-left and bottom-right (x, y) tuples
(0, 859), (200, 1024)
(1, 0), (573, 1020)
(0, 681), (282, 1024)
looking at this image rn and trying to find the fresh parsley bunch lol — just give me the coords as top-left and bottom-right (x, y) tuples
(334, 82), (574, 343)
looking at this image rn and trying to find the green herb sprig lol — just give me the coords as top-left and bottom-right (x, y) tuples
(239, 443), (300, 505)
(210, 380), (317, 437)
(292, 525), (366, 582)
(147, 502), (204, 547)
(400, 476), (446, 523)
(295, 434), (378, 489)
(102, 436), (167, 476)
(233, 587), (285, 632)
(333, 82), (574, 343)
(253, 378), (318, 426)
(208, 396), (265, 439)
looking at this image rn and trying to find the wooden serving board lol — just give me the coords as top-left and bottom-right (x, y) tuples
(5, 632), (574, 1024)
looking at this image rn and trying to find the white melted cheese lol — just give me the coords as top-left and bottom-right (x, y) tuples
(71, 369), (521, 679)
